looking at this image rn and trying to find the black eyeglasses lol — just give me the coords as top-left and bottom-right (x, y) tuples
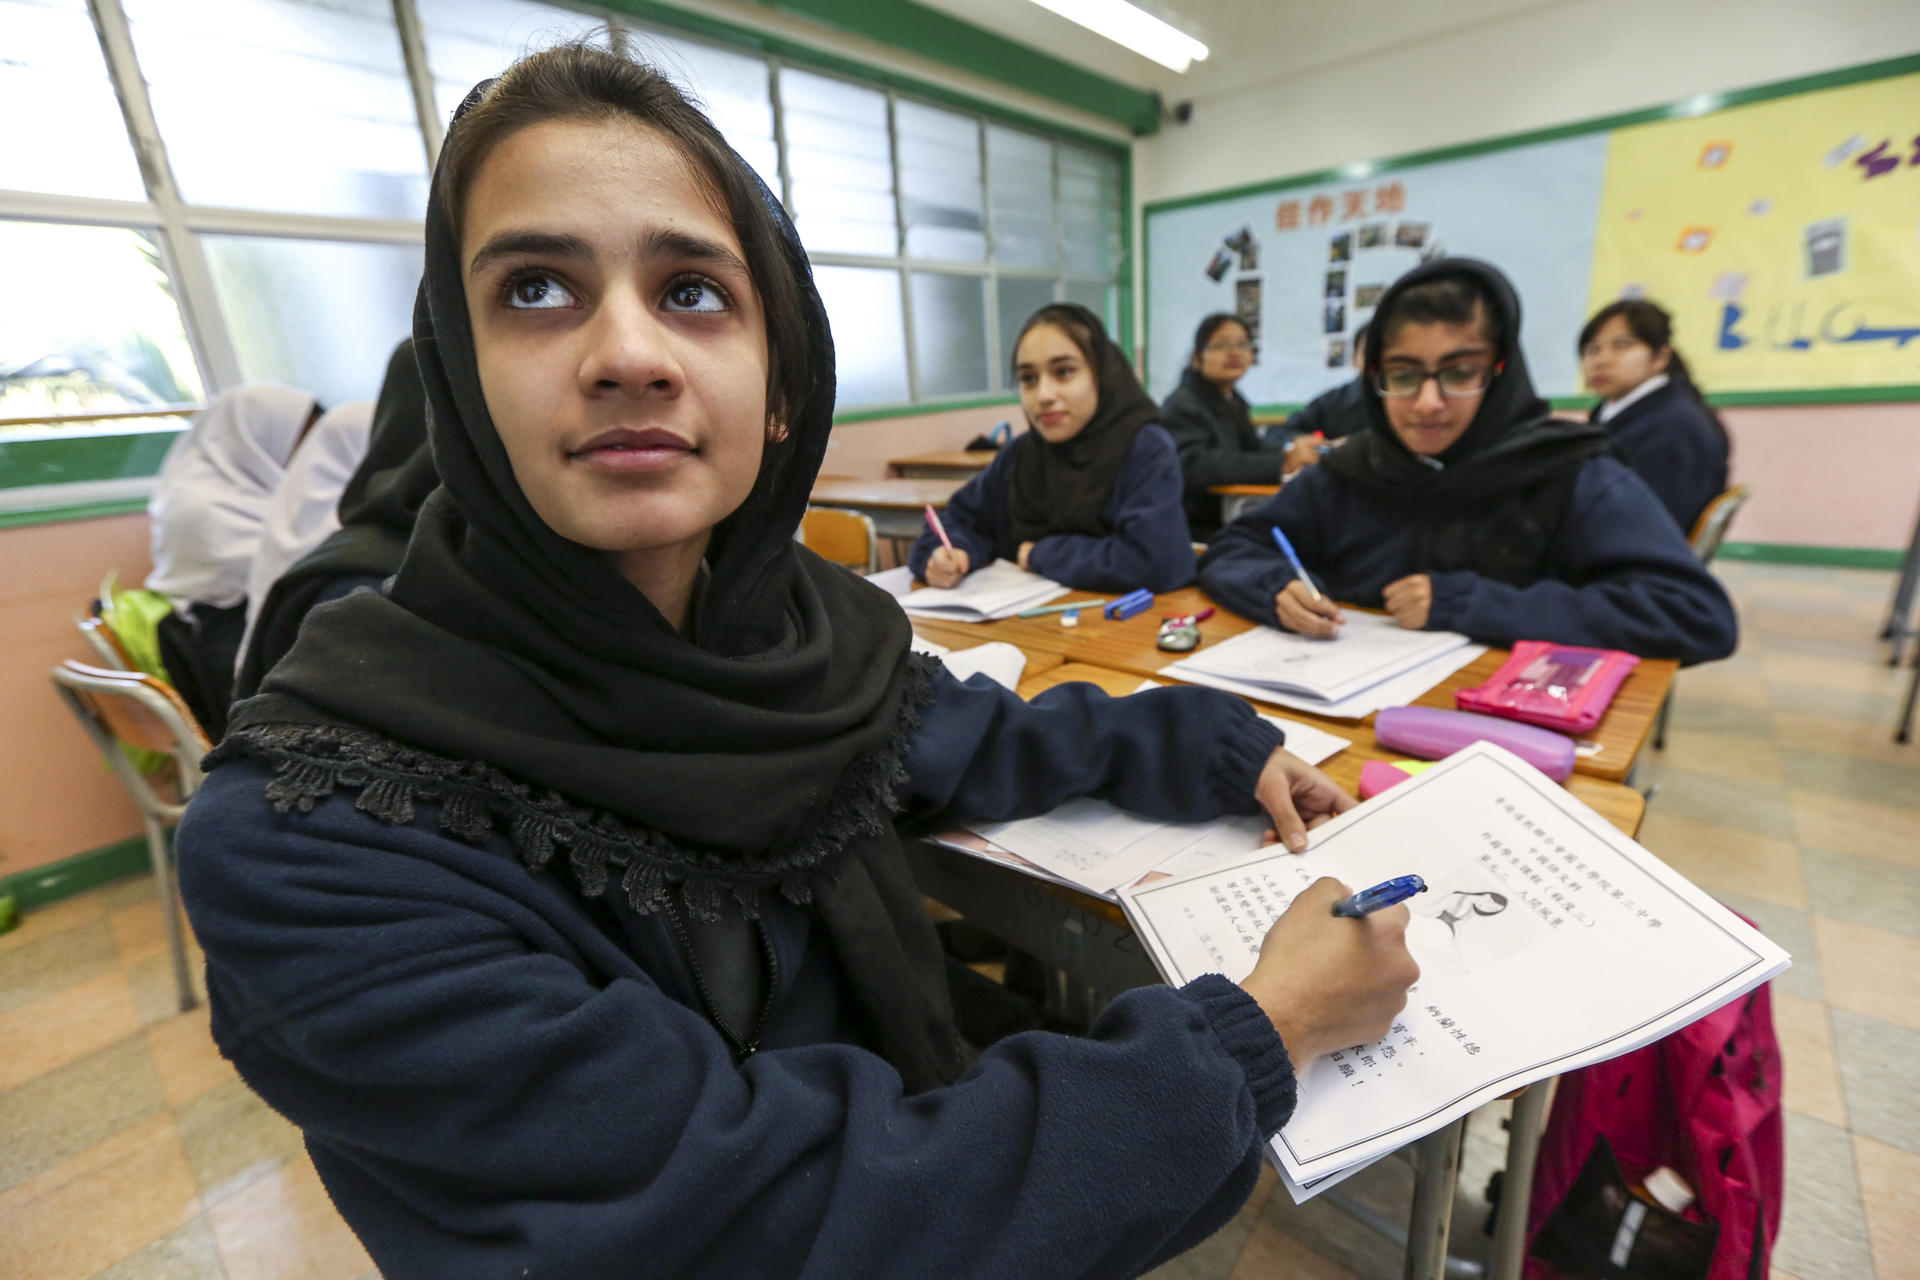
(1372, 362), (1498, 398)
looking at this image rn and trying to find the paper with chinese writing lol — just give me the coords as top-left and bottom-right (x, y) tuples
(1162, 636), (1487, 719)
(900, 560), (1069, 621)
(1166, 613), (1473, 703)
(1117, 742), (1790, 1201)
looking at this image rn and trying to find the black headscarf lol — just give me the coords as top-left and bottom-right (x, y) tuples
(1323, 258), (1612, 584)
(1003, 303), (1161, 549)
(210, 66), (960, 1090)
(232, 339), (434, 700)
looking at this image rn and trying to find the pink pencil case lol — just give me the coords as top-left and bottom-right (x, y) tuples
(1375, 706), (1576, 781)
(1453, 641), (1639, 734)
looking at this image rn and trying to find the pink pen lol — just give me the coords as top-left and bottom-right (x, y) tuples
(924, 504), (954, 552)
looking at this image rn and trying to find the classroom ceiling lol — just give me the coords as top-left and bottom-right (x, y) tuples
(915, 0), (1568, 102)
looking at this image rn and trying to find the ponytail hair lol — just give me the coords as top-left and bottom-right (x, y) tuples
(1579, 299), (1728, 451)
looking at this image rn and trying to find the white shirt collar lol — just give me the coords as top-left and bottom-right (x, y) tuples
(1598, 373), (1670, 423)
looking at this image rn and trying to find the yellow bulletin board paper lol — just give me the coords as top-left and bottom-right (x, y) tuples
(1591, 72), (1920, 394)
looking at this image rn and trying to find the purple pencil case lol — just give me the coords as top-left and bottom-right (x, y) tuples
(1374, 706), (1577, 781)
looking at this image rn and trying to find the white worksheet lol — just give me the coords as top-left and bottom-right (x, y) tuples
(1118, 742), (1790, 1201)
(1167, 613), (1473, 703)
(909, 635), (1028, 691)
(1162, 642), (1486, 720)
(900, 560), (1068, 621)
(970, 801), (1273, 896)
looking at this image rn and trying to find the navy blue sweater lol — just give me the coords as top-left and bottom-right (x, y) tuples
(1197, 455), (1737, 666)
(178, 671), (1296, 1279)
(1593, 380), (1729, 536)
(907, 426), (1196, 592)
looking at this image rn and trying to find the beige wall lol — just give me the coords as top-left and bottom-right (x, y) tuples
(0, 514), (151, 880)
(1725, 402), (1920, 550)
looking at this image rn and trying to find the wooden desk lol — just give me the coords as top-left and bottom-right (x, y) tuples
(900, 585), (1675, 784)
(1207, 482), (1279, 524)
(889, 449), (998, 479)
(809, 476), (966, 541)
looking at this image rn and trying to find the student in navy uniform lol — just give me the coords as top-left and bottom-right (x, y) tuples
(1578, 298), (1730, 536)
(177, 46), (1419, 1280)
(1159, 313), (1283, 539)
(908, 303), (1195, 592)
(1198, 258), (1737, 666)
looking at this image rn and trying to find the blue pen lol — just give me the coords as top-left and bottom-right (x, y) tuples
(1332, 875), (1427, 918)
(1269, 526), (1323, 601)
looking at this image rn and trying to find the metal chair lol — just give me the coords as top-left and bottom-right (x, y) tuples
(76, 610), (137, 670)
(801, 506), (880, 575)
(1653, 485), (1752, 750)
(50, 660), (211, 1013)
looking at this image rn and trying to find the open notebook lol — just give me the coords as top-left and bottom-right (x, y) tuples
(1161, 614), (1485, 718)
(900, 560), (1068, 622)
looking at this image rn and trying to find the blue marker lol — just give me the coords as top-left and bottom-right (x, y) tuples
(1332, 875), (1427, 918)
(1269, 526), (1323, 602)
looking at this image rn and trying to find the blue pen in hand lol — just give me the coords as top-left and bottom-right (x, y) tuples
(1269, 526), (1323, 602)
(1332, 875), (1427, 917)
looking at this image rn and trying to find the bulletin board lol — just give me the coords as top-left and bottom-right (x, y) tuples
(1143, 56), (1920, 409)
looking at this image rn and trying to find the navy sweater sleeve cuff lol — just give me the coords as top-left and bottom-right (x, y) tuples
(1180, 974), (1297, 1135)
(1212, 714), (1288, 813)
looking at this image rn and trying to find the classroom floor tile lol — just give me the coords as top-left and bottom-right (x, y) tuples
(2, 561), (1912, 1279)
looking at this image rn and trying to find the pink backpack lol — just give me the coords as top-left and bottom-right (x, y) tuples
(1524, 976), (1784, 1280)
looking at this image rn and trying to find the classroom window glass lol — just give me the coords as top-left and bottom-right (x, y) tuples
(199, 234), (420, 411)
(416, 0), (615, 133)
(0, 220), (204, 426)
(780, 69), (897, 257)
(986, 125), (1057, 270)
(1058, 146), (1122, 277)
(0, 0), (147, 201)
(896, 100), (985, 263)
(910, 273), (990, 398)
(123, 0), (429, 220)
(812, 266), (909, 407)
(1064, 280), (1113, 329)
(636, 33), (781, 196)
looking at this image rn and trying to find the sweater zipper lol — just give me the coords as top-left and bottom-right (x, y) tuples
(663, 901), (781, 1062)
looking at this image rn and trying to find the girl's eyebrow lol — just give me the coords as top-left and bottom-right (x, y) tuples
(466, 228), (749, 281)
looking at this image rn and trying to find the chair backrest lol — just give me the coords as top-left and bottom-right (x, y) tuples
(1689, 485), (1751, 563)
(801, 506), (879, 574)
(76, 612), (136, 670)
(51, 660), (211, 822)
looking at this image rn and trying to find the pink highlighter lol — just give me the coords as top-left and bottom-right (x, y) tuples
(1373, 706), (1577, 782)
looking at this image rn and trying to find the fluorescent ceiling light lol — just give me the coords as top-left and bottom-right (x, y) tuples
(1025, 0), (1209, 73)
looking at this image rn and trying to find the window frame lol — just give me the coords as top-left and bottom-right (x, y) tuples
(0, 0), (1131, 523)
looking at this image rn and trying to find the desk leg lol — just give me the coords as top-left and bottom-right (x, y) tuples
(1404, 1118), (1465, 1280)
(1487, 1081), (1554, 1280)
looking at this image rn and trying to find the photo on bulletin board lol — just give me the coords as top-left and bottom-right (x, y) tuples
(1235, 277), (1263, 339)
(1326, 338), (1348, 367)
(1145, 56), (1920, 406)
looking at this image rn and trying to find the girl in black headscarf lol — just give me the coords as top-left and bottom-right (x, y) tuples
(177, 43), (1416, 1279)
(906, 303), (1195, 592)
(1199, 258), (1737, 665)
(232, 337), (435, 699)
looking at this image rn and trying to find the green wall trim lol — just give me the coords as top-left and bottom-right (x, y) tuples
(1142, 52), (1920, 215)
(0, 836), (151, 912)
(600, 0), (1151, 144)
(0, 430), (180, 492)
(1718, 542), (1903, 570)
(0, 498), (149, 531)
(833, 394), (1018, 426)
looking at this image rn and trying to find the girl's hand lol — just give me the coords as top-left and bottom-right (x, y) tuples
(1273, 580), (1344, 638)
(1254, 747), (1357, 852)
(925, 546), (971, 588)
(1382, 575), (1432, 629)
(1016, 541), (1036, 572)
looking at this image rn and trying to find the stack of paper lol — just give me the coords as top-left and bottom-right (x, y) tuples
(909, 635), (1028, 691)
(901, 560), (1068, 622)
(1161, 613), (1485, 718)
(1117, 742), (1791, 1202)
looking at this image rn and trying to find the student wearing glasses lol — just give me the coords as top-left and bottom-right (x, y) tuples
(1159, 313), (1286, 539)
(1197, 259), (1736, 665)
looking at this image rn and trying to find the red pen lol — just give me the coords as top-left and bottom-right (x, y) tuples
(924, 504), (954, 552)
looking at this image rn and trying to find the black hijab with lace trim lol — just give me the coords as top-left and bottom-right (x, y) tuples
(209, 73), (961, 1091)
(1323, 258), (1613, 586)
(1003, 303), (1161, 549)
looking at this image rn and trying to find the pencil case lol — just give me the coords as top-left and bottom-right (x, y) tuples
(1453, 641), (1639, 733)
(1374, 706), (1577, 781)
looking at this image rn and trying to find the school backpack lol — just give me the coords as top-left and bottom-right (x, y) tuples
(1523, 975), (1784, 1280)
